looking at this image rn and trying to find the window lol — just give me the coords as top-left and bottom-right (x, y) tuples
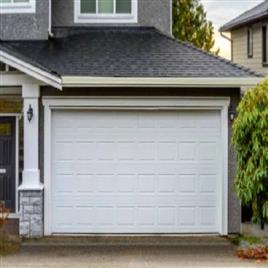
(247, 28), (253, 58)
(0, 0), (35, 14)
(263, 25), (268, 67)
(75, 0), (138, 23)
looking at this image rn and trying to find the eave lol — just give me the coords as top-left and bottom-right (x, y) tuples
(0, 50), (62, 89)
(61, 76), (264, 88)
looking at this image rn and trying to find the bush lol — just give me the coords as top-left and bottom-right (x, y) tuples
(0, 201), (9, 229)
(232, 79), (268, 229)
(237, 246), (268, 262)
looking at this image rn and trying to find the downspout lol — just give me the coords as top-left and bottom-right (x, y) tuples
(48, 0), (54, 37)
(220, 31), (233, 61)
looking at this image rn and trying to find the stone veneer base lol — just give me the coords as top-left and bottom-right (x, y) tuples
(19, 189), (44, 238)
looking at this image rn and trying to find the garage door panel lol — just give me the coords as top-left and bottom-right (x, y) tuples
(52, 205), (219, 233)
(52, 110), (222, 234)
(200, 207), (218, 226)
(199, 174), (218, 193)
(158, 207), (176, 225)
(53, 195), (218, 207)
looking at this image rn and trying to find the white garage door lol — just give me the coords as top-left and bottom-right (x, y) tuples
(51, 110), (222, 234)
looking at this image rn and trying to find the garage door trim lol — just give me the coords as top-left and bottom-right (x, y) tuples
(43, 97), (230, 236)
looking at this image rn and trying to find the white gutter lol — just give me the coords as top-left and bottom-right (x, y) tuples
(61, 76), (263, 88)
(0, 50), (62, 89)
(48, 0), (53, 37)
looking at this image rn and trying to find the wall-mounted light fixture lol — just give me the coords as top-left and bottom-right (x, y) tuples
(27, 105), (33, 122)
(228, 106), (236, 121)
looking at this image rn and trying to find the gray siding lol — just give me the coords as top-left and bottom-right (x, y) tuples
(231, 21), (268, 76)
(52, 0), (171, 35)
(40, 87), (241, 234)
(0, 0), (49, 40)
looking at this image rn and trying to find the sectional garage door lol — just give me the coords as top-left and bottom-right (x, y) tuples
(51, 109), (222, 234)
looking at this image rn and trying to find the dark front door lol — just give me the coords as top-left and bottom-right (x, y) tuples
(0, 117), (16, 212)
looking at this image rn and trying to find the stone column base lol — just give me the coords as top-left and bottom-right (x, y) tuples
(19, 189), (44, 238)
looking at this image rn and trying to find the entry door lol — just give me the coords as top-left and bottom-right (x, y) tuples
(0, 117), (16, 212)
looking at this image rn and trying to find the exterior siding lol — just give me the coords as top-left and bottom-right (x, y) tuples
(52, 0), (171, 35)
(231, 22), (268, 76)
(0, 0), (49, 40)
(40, 86), (241, 234)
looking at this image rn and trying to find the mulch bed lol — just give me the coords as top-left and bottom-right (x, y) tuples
(0, 235), (21, 256)
(237, 245), (268, 262)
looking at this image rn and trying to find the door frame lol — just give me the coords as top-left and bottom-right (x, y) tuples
(0, 113), (21, 216)
(43, 97), (230, 236)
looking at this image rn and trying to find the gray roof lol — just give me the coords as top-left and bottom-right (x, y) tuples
(0, 27), (261, 78)
(220, 0), (268, 31)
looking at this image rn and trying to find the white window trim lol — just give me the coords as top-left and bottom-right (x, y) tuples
(43, 96), (230, 236)
(74, 0), (138, 24)
(247, 27), (253, 58)
(0, 0), (36, 14)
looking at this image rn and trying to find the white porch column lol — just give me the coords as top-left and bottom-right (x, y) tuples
(19, 84), (43, 190)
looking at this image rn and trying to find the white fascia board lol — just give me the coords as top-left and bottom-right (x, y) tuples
(61, 76), (263, 88)
(0, 50), (62, 89)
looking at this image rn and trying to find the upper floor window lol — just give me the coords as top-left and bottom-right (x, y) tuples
(247, 27), (253, 58)
(0, 0), (35, 14)
(263, 25), (268, 67)
(74, 0), (138, 23)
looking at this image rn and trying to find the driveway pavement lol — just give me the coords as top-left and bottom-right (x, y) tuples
(1, 244), (267, 268)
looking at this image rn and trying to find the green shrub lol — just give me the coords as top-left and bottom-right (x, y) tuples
(232, 79), (268, 228)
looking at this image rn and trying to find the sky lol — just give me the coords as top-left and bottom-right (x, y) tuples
(200, 0), (264, 58)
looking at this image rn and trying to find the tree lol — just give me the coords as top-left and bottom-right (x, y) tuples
(232, 79), (268, 229)
(172, 0), (218, 53)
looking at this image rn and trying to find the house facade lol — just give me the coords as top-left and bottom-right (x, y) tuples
(220, 0), (268, 76)
(0, 0), (263, 238)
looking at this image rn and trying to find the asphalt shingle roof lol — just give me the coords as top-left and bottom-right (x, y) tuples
(220, 0), (268, 31)
(0, 27), (261, 78)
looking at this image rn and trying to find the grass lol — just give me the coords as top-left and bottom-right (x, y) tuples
(229, 235), (263, 246)
(0, 234), (21, 256)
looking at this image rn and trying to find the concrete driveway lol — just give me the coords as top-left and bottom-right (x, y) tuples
(1, 243), (267, 268)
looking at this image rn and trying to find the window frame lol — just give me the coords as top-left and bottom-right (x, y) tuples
(263, 25), (268, 67)
(0, 0), (35, 14)
(74, 0), (138, 24)
(247, 27), (253, 58)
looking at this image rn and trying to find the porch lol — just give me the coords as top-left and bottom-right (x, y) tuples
(0, 65), (44, 237)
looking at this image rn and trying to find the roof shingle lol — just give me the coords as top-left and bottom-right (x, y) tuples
(220, 0), (268, 31)
(0, 27), (262, 78)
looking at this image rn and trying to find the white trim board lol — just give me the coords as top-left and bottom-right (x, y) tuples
(43, 97), (229, 236)
(0, 73), (39, 87)
(61, 76), (263, 88)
